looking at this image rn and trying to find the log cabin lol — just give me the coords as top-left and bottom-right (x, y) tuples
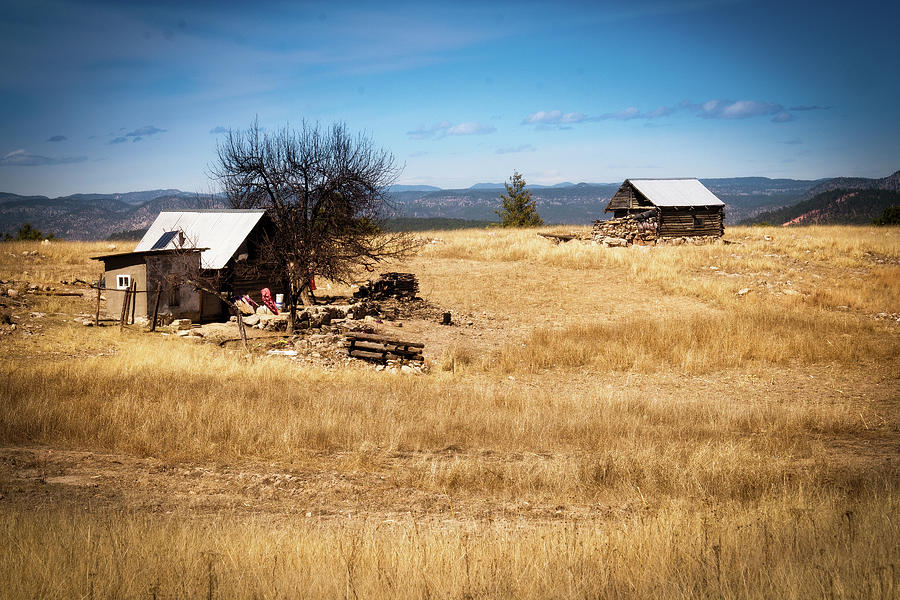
(604, 178), (725, 239)
(92, 209), (282, 321)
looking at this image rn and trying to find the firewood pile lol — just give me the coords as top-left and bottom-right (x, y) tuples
(592, 209), (659, 246)
(345, 332), (424, 363)
(354, 272), (419, 300)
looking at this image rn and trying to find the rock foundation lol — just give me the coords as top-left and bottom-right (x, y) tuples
(592, 212), (722, 247)
(592, 212), (659, 246)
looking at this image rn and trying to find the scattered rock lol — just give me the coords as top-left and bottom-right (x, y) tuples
(176, 330), (191, 337)
(737, 288), (751, 296)
(242, 315), (260, 327)
(6, 289), (17, 298)
(171, 319), (192, 330)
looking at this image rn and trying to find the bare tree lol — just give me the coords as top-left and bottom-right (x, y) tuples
(210, 119), (418, 331)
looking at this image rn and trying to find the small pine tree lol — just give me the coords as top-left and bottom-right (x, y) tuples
(873, 206), (900, 226)
(496, 171), (543, 227)
(11, 223), (53, 241)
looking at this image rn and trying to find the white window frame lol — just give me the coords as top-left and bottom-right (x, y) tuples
(116, 274), (131, 290)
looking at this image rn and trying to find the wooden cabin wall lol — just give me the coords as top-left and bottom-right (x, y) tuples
(657, 207), (724, 237)
(606, 185), (635, 212)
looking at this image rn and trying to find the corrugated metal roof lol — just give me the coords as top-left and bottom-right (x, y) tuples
(134, 210), (266, 269)
(627, 179), (724, 207)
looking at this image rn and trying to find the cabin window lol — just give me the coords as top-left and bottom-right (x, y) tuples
(116, 274), (131, 289)
(693, 215), (705, 228)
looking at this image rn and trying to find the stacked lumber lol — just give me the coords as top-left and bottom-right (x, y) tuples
(355, 272), (419, 300)
(345, 332), (424, 363)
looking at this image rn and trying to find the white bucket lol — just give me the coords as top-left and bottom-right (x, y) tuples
(275, 293), (284, 310)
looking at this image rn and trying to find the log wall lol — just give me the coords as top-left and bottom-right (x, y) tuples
(658, 207), (724, 238)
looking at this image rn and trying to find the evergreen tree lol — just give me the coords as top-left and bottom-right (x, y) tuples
(496, 171), (543, 227)
(873, 205), (900, 225)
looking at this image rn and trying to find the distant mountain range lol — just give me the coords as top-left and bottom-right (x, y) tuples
(1, 172), (896, 240)
(741, 171), (900, 226)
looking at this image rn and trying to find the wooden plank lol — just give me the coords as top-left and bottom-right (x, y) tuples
(349, 340), (423, 355)
(345, 332), (425, 348)
(349, 349), (414, 362)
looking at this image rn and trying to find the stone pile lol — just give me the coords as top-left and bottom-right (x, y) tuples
(656, 235), (722, 246)
(233, 301), (384, 332)
(592, 211), (659, 246)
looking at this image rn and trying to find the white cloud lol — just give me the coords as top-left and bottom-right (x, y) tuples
(496, 144), (536, 154)
(406, 120), (495, 139)
(125, 125), (166, 137)
(521, 110), (587, 125)
(0, 149), (87, 166)
(695, 99), (784, 119)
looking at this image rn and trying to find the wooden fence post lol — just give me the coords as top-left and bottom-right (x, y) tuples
(150, 287), (162, 332)
(119, 287), (130, 331)
(130, 282), (136, 324)
(94, 284), (102, 326)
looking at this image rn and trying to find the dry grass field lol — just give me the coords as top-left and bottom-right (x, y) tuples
(0, 226), (898, 598)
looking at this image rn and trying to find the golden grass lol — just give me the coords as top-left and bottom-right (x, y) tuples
(497, 303), (897, 375)
(1, 227), (898, 598)
(3, 491), (897, 599)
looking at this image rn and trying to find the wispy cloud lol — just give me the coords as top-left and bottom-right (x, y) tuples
(407, 120), (496, 140)
(109, 137), (128, 144)
(125, 125), (166, 137)
(780, 138), (803, 145)
(0, 149), (87, 167)
(789, 105), (830, 112)
(209, 126), (228, 134)
(524, 98), (816, 128)
(132, 136), (143, 142)
(496, 144), (536, 154)
(690, 99), (784, 120)
(521, 110), (588, 126)
(46, 135), (67, 142)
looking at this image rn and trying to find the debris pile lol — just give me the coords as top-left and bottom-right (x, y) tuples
(592, 210), (659, 246)
(354, 272), (419, 300)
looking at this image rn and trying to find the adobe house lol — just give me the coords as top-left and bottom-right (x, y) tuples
(92, 209), (281, 321)
(602, 178), (725, 240)
(91, 247), (205, 321)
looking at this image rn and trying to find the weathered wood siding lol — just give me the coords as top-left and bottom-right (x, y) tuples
(658, 207), (724, 238)
(607, 182), (654, 216)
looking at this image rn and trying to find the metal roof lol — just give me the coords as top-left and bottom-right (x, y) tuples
(627, 179), (724, 207)
(134, 210), (266, 269)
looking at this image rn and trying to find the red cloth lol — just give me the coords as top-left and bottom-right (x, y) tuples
(309, 277), (316, 291)
(261, 287), (279, 315)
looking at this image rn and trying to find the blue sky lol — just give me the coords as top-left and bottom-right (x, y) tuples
(1, 0), (898, 196)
